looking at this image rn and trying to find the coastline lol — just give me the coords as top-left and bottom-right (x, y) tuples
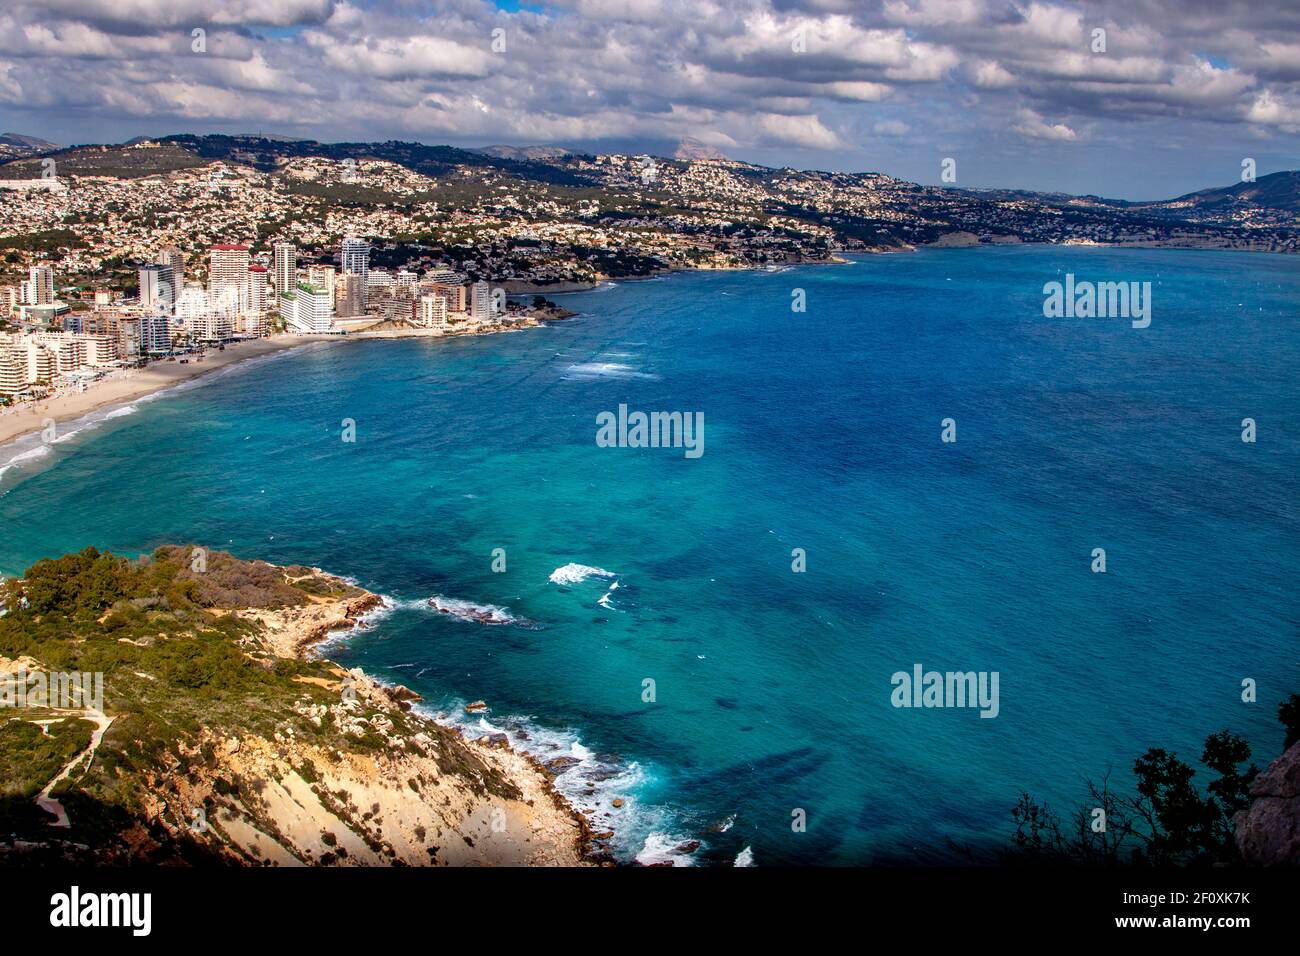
(0, 316), (569, 454)
(0, 549), (598, 866)
(0, 333), (333, 449)
(243, 569), (600, 865)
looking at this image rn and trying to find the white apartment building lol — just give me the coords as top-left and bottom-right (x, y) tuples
(139, 262), (176, 311)
(279, 283), (333, 334)
(417, 294), (449, 331)
(470, 280), (495, 326)
(0, 332), (119, 394)
(140, 313), (171, 355)
(425, 268), (461, 286)
(341, 237), (370, 276)
(366, 270), (394, 296)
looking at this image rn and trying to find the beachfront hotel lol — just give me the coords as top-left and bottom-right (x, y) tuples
(279, 282), (334, 334)
(0, 331), (121, 397)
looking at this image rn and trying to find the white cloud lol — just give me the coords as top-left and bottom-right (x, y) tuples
(1012, 108), (1078, 141)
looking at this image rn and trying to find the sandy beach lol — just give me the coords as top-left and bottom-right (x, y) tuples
(0, 334), (335, 448)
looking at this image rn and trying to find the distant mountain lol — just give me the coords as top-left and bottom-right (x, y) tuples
(0, 132), (59, 150)
(476, 144), (574, 161)
(1157, 171), (1300, 214)
(674, 138), (728, 161)
(0, 132), (59, 161)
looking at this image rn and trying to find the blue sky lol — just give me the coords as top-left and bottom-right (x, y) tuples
(1, 0), (1298, 199)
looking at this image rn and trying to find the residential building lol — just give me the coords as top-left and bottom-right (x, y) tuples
(139, 262), (176, 311)
(273, 242), (296, 293)
(280, 282), (333, 334)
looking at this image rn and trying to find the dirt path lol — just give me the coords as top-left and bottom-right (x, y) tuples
(35, 707), (114, 828)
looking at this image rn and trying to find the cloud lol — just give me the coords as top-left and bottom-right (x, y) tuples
(1012, 107), (1078, 141)
(0, 0), (1295, 181)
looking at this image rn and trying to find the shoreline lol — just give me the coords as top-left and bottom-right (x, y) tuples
(5, 239), (1287, 457)
(0, 317), (565, 453)
(0, 334), (334, 449)
(259, 572), (604, 864)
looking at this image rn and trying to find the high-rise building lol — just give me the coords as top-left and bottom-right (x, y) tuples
(341, 237), (370, 276)
(431, 282), (467, 313)
(308, 265), (336, 307)
(272, 242), (296, 293)
(157, 246), (185, 284)
(140, 313), (171, 355)
(425, 267), (461, 286)
(139, 263), (176, 311)
(244, 265), (267, 317)
(418, 295), (448, 331)
(335, 273), (365, 318)
(22, 265), (54, 306)
(470, 280), (495, 326)
(208, 244), (250, 298)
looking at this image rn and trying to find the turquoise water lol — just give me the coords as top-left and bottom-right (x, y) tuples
(1, 246), (1296, 865)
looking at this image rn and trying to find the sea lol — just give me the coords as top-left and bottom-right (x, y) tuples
(2, 245), (1296, 866)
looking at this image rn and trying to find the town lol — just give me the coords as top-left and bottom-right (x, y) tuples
(0, 237), (552, 404)
(0, 133), (1296, 406)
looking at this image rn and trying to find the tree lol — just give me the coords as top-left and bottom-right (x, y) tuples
(1008, 714), (1276, 866)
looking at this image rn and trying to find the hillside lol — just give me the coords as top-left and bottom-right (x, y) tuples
(1, 133), (1297, 299)
(0, 546), (592, 866)
(1157, 170), (1300, 214)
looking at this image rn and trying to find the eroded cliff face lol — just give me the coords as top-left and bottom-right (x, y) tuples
(1234, 741), (1300, 866)
(0, 548), (591, 867)
(139, 674), (590, 867)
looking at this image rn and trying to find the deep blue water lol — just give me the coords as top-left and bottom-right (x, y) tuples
(1, 246), (1297, 865)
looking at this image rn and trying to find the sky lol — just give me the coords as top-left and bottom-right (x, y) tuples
(0, 0), (1298, 199)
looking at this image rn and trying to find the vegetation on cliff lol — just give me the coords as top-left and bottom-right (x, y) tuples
(0, 546), (586, 866)
(1009, 695), (1300, 866)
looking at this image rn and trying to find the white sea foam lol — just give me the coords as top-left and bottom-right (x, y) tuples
(635, 831), (700, 867)
(734, 846), (755, 867)
(306, 592), (401, 657)
(429, 595), (517, 625)
(0, 343), (323, 485)
(549, 563), (617, 586)
(430, 701), (696, 865)
(562, 362), (659, 381)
